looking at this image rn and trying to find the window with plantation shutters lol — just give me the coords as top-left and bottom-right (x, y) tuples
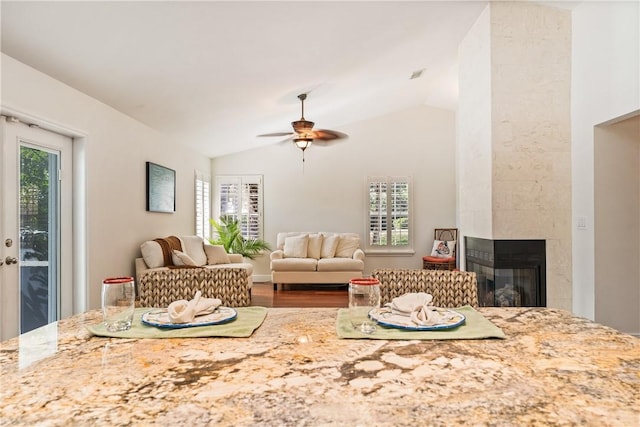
(215, 175), (263, 240)
(195, 171), (210, 240)
(366, 176), (413, 253)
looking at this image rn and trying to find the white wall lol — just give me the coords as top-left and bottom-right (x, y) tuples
(211, 105), (457, 280)
(571, 1), (640, 319)
(1, 54), (211, 311)
(594, 115), (640, 335)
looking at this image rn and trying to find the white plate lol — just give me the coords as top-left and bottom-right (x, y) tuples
(368, 307), (465, 331)
(141, 307), (237, 329)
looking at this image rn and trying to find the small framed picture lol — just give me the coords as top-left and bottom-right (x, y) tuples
(146, 162), (175, 213)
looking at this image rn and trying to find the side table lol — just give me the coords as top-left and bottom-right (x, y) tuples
(422, 256), (456, 270)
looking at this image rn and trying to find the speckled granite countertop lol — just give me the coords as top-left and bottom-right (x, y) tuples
(1, 307), (638, 426)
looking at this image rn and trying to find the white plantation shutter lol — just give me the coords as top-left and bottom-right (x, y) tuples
(242, 182), (261, 239)
(366, 176), (412, 251)
(368, 179), (388, 246)
(215, 175), (263, 240)
(390, 179), (410, 245)
(218, 177), (241, 223)
(195, 171), (210, 240)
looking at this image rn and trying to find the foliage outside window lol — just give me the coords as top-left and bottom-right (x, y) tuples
(366, 176), (412, 253)
(214, 175), (264, 241)
(20, 147), (52, 261)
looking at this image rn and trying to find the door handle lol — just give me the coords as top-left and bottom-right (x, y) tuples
(5, 256), (17, 265)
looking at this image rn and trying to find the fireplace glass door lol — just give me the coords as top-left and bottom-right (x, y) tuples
(469, 261), (543, 307)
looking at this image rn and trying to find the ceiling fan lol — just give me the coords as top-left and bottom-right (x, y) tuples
(258, 93), (347, 162)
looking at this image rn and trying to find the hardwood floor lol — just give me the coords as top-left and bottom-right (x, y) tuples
(250, 282), (348, 308)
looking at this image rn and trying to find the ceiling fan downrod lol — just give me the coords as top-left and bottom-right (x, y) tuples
(292, 93), (314, 134)
(299, 93), (306, 119)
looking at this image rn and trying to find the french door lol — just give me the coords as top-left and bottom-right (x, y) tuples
(1, 116), (73, 340)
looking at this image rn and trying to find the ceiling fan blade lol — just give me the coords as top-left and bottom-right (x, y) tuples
(257, 132), (294, 137)
(312, 139), (343, 147)
(310, 129), (348, 141)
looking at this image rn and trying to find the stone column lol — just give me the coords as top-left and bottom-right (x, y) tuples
(458, 1), (572, 310)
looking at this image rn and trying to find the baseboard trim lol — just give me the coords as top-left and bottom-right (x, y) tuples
(253, 274), (271, 283)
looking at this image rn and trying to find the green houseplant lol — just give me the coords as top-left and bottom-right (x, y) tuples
(209, 215), (271, 260)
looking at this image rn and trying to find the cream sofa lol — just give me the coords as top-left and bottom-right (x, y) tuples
(270, 232), (365, 290)
(135, 235), (254, 307)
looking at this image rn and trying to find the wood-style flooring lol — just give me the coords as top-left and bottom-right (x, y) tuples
(250, 282), (348, 308)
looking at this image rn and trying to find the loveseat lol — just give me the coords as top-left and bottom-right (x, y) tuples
(135, 235), (253, 307)
(270, 232), (365, 290)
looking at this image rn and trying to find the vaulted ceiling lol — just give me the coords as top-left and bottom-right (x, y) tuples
(3, 1), (550, 158)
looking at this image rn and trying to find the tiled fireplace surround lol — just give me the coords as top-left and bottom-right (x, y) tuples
(457, 2), (572, 310)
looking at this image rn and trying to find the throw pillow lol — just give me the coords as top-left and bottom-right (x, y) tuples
(320, 235), (340, 258)
(284, 235), (309, 258)
(204, 244), (231, 265)
(307, 233), (323, 259)
(140, 241), (164, 268)
(335, 236), (360, 258)
(430, 240), (456, 258)
(180, 235), (208, 266)
(172, 250), (198, 266)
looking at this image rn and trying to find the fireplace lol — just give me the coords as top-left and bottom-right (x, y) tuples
(465, 237), (546, 307)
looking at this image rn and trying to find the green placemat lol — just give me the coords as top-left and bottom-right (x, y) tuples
(336, 305), (505, 340)
(87, 306), (268, 338)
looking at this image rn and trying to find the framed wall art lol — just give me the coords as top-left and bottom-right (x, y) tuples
(146, 162), (176, 213)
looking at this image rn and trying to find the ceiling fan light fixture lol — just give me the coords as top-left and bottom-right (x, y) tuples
(293, 137), (313, 150)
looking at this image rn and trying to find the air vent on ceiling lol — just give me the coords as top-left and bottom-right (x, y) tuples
(410, 68), (426, 80)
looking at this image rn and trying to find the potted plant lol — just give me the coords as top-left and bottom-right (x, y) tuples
(209, 215), (271, 260)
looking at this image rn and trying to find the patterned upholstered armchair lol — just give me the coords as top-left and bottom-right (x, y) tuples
(372, 268), (478, 307)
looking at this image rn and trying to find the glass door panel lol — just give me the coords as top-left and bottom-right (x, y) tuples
(19, 145), (60, 333)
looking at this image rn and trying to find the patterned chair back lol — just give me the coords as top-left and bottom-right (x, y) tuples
(372, 268), (478, 307)
(138, 267), (250, 307)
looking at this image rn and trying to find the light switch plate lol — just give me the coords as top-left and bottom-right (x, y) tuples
(576, 216), (587, 230)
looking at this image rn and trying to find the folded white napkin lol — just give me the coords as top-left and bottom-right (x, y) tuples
(387, 293), (453, 326)
(167, 290), (222, 324)
(388, 292), (434, 315)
